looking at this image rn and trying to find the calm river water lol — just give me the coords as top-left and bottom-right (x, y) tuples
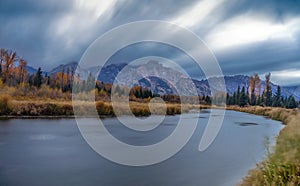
(0, 110), (283, 186)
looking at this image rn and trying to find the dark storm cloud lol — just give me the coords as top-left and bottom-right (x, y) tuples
(0, 0), (77, 69)
(0, 0), (73, 16)
(0, 0), (300, 85)
(215, 39), (300, 74)
(0, 0), (202, 70)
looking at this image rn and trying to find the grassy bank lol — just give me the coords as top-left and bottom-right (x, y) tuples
(226, 106), (300, 185)
(0, 95), (202, 117)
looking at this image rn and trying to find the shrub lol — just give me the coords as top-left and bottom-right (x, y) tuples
(0, 95), (12, 115)
(166, 105), (181, 115)
(96, 101), (115, 116)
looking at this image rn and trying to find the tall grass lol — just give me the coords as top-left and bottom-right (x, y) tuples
(0, 95), (12, 115)
(96, 101), (187, 117)
(231, 106), (300, 185)
(0, 99), (199, 117)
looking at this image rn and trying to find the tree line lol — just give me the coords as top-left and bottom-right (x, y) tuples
(226, 73), (299, 109)
(0, 48), (158, 100)
(1, 48), (299, 107)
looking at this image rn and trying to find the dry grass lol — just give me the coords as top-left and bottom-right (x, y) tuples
(230, 106), (300, 185)
(0, 95), (202, 117)
(0, 95), (13, 114)
(0, 85), (71, 101)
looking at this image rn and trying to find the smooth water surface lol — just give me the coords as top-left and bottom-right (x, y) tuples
(0, 110), (283, 186)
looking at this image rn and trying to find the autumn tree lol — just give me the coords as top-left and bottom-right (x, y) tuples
(15, 59), (28, 84)
(0, 48), (29, 86)
(44, 73), (51, 86)
(249, 73), (261, 105)
(2, 50), (17, 85)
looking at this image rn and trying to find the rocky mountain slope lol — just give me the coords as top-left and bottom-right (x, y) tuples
(30, 61), (300, 100)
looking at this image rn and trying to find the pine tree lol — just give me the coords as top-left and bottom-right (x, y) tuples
(115, 85), (123, 96)
(226, 93), (230, 105)
(33, 67), (43, 88)
(86, 72), (95, 91)
(232, 92), (237, 105)
(239, 86), (248, 107)
(81, 80), (87, 92)
(286, 96), (298, 109)
(273, 86), (282, 107)
(250, 93), (256, 106)
(264, 73), (272, 106)
(237, 85), (241, 105)
(256, 95), (263, 106)
(205, 95), (211, 105)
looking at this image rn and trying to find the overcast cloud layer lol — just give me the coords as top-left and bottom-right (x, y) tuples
(0, 0), (300, 85)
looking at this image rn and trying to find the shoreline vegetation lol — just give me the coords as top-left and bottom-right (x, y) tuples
(228, 106), (300, 185)
(0, 95), (209, 118)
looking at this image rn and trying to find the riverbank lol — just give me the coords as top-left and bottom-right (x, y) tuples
(2, 96), (299, 184)
(0, 96), (205, 118)
(0, 109), (283, 186)
(226, 106), (300, 185)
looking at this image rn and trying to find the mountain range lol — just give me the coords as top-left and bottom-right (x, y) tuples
(26, 61), (300, 100)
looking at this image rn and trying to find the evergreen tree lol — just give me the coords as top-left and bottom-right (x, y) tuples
(73, 82), (81, 93)
(226, 93), (230, 105)
(283, 97), (288, 108)
(273, 86), (282, 107)
(232, 92), (237, 105)
(205, 95), (211, 105)
(33, 67), (43, 88)
(114, 85), (124, 96)
(250, 92), (256, 106)
(264, 73), (272, 106)
(86, 72), (95, 91)
(81, 80), (86, 92)
(260, 95), (264, 106)
(236, 85), (241, 105)
(286, 95), (298, 109)
(239, 86), (248, 107)
(256, 95), (263, 106)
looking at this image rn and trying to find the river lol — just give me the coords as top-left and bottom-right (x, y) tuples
(0, 110), (283, 186)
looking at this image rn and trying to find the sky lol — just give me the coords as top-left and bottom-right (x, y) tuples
(0, 0), (300, 86)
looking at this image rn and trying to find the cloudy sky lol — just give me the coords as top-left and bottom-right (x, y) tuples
(1, 0), (300, 85)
